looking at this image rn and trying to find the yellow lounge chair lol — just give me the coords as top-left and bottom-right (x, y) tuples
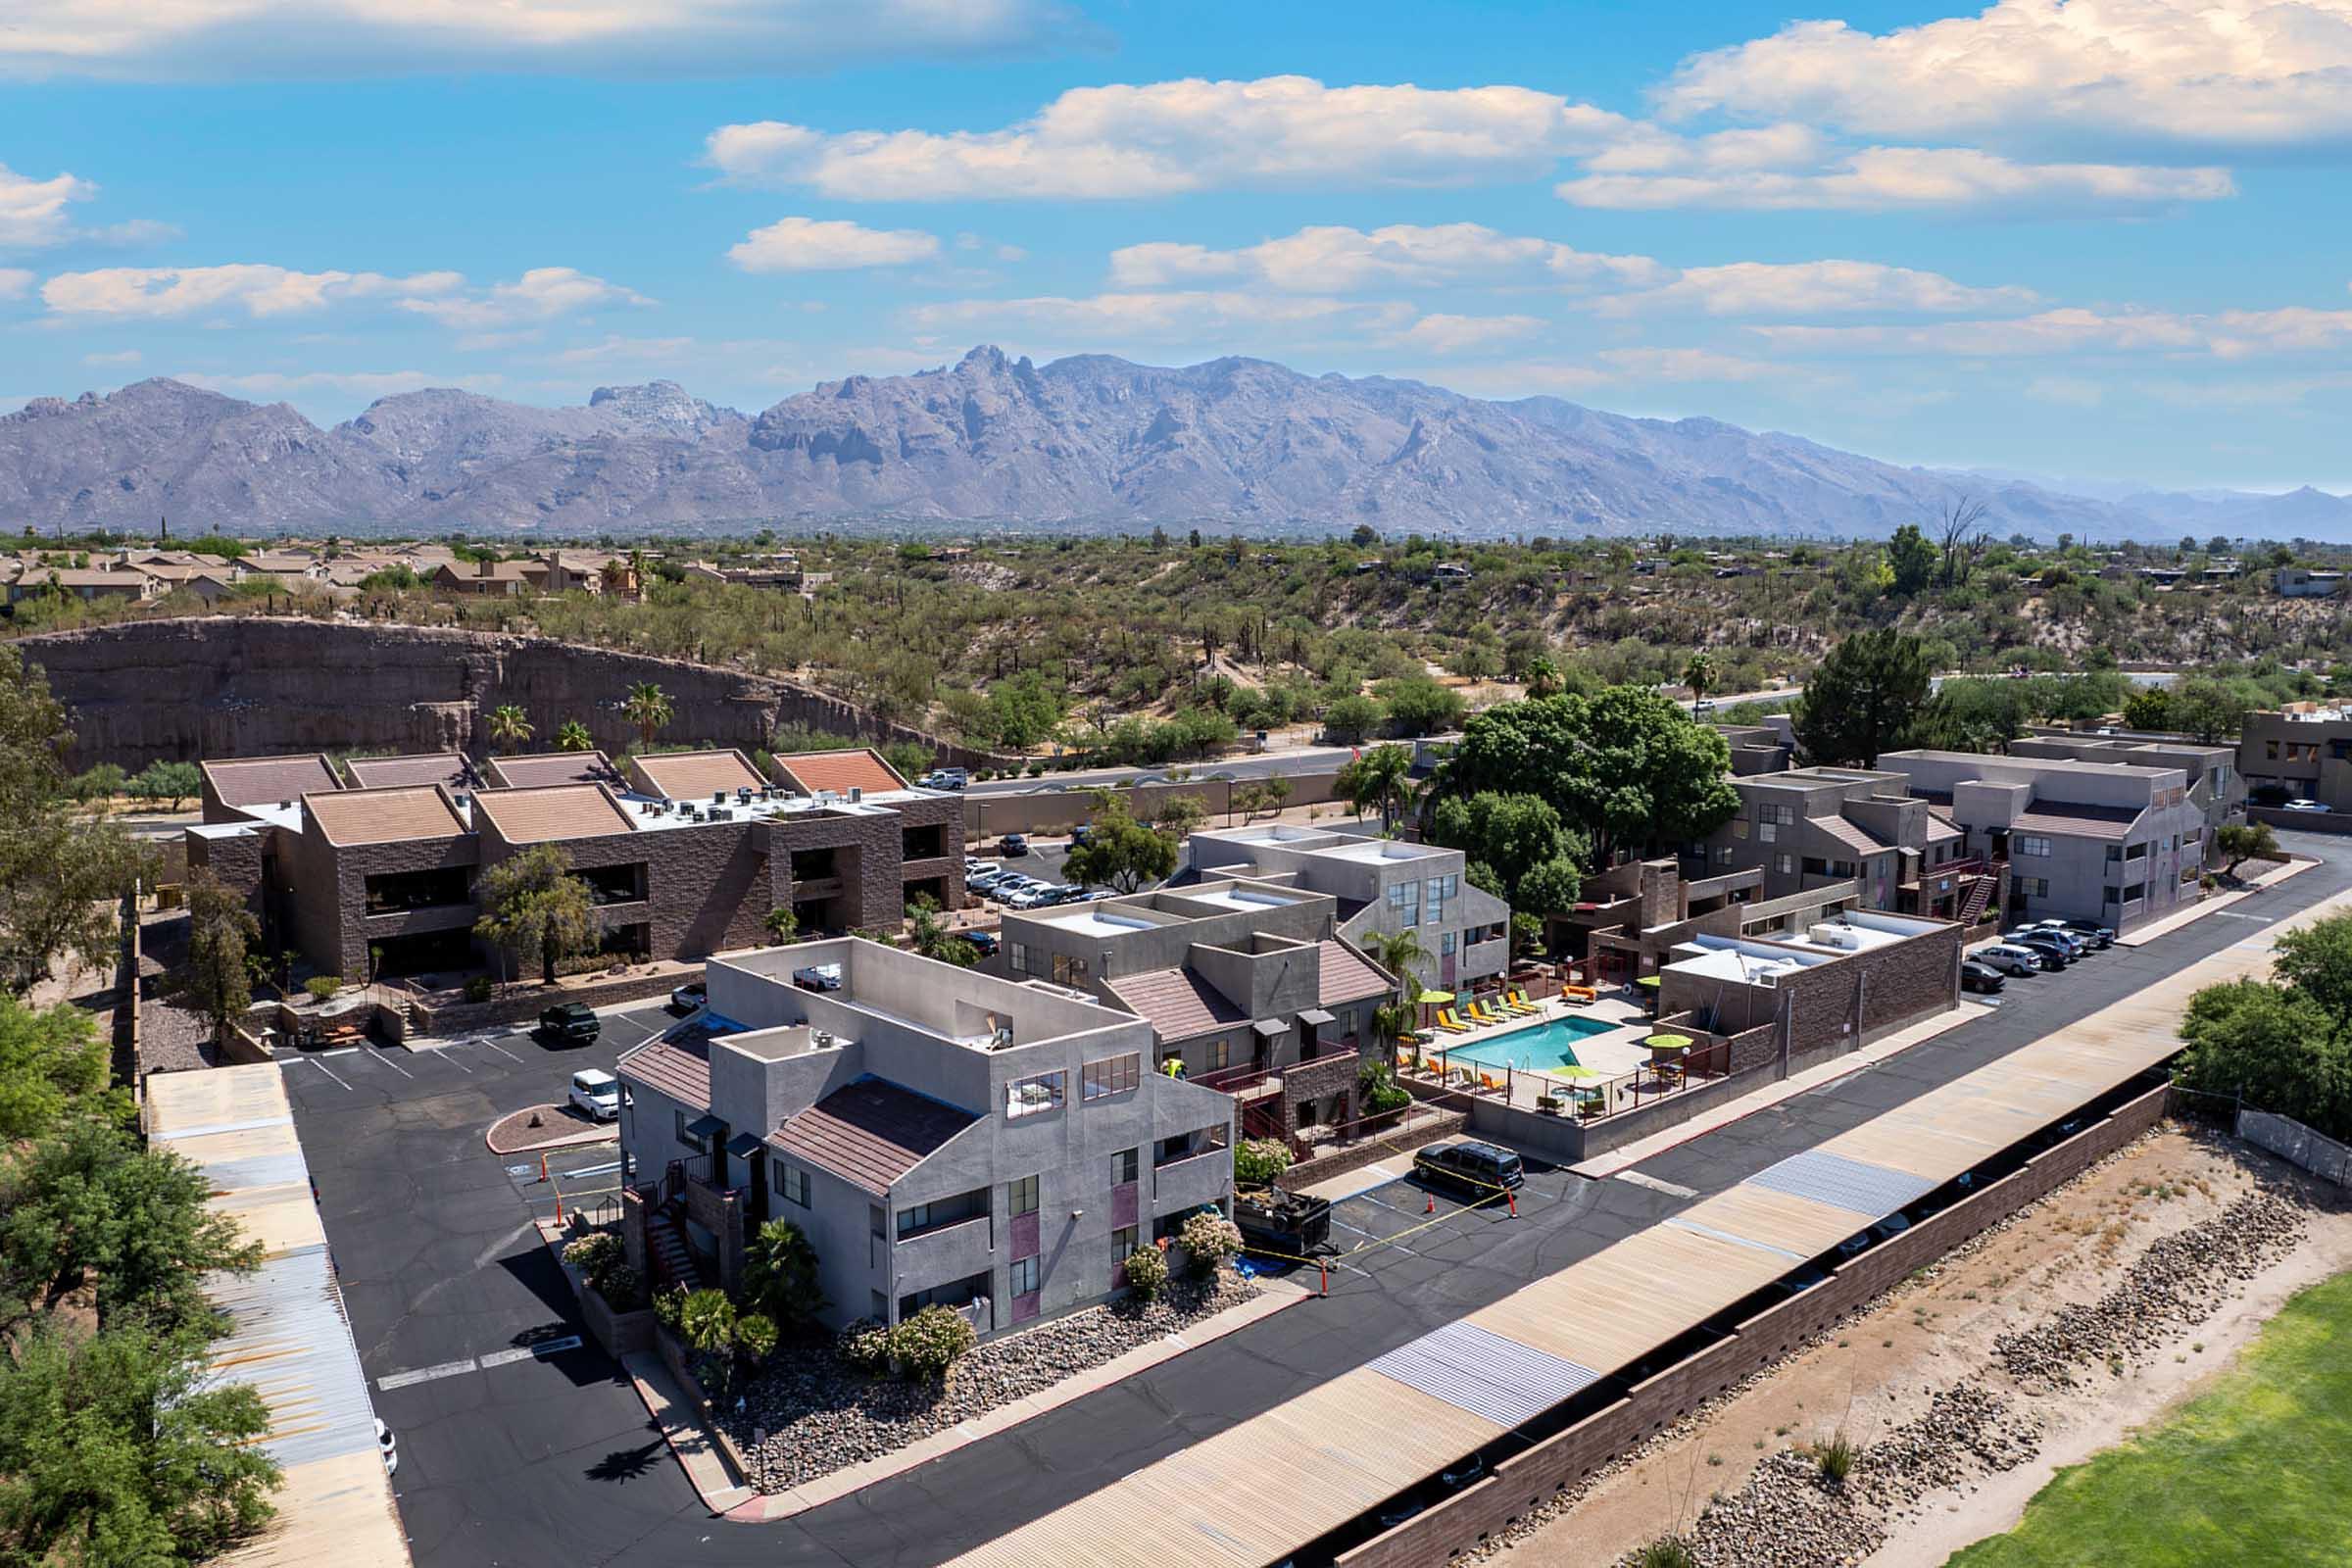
(1467, 1000), (1503, 1025)
(1435, 1008), (1471, 1034)
(1502, 989), (1542, 1016)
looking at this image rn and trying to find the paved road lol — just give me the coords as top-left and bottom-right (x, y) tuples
(285, 833), (2347, 1568)
(964, 747), (1359, 798)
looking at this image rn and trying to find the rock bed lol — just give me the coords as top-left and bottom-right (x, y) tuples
(1992, 1187), (2308, 1387)
(727, 1271), (1257, 1493)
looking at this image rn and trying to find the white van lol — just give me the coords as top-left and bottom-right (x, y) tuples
(569, 1068), (620, 1121)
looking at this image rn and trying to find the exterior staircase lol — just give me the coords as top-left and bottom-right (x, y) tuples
(645, 1209), (697, 1291)
(1957, 872), (1997, 927)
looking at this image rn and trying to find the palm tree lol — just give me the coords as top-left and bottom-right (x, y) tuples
(1337, 743), (1416, 834)
(1363, 927), (1431, 1007)
(1524, 654), (1563, 699)
(486, 705), (533, 753)
(555, 719), (595, 753)
(621, 682), (673, 752)
(1683, 651), (1718, 707)
(601, 558), (631, 597)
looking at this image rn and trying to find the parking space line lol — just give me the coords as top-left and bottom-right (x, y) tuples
(435, 1050), (474, 1074)
(304, 1056), (354, 1093)
(480, 1039), (525, 1064)
(377, 1357), (475, 1391)
(357, 1050), (416, 1079)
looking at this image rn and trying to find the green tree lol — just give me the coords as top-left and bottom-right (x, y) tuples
(620, 681), (674, 752)
(1886, 523), (1937, 596)
(2213, 820), (2278, 878)
(175, 869), (258, 1045)
(1152, 792), (1208, 839)
(1062, 799), (1178, 894)
(486, 704), (534, 751)
(127, 760), (202, 811)
(2169, 677), (2249, 745)
(741, 1218), (827, 1328)
(1515, 856), (1584, 920)
(906, 895), (978, 967)
(1682, 650), (1718, 705)
(1794, 629), (1934, 768)
(1523, 653), (1563, 699)
(0, 995), (112, 1145)
(0, 647), (152, 994)
(2122, 687), (2174, 731)
(473, 843), (600, 984)
(986, 673), (1064, 752)
(762, 906), (801, 945)
(1337, 743), (1416, 833)
(1322, 693), (1385, 743)
(2273, 912), (2352, 1033)
(1428, 792), (1586, 904)
(1374, 675), (1469, 737)
(2175, 978), (2350, 1139)
(555, 718), (596, 753)
(1361, 927), (1430, 1005)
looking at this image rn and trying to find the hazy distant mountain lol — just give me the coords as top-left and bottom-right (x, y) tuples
(1954, 467), (2352, 543)
(0, 348), (2309, 541)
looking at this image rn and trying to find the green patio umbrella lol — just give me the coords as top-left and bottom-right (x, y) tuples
(1414, 990), (1454, 1005)
(1643, 1033), (1694, 1057)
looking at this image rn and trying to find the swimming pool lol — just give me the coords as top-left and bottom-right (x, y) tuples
(1438, 1014), (1620, 1075)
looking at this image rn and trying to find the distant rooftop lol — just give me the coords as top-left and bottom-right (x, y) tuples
(203, 754), (341, 808)
(304, 785), (467, 847)
(485, 750), (615, 789)
(345, 753), (469, 790)
(771, 748), (907, 798)
(630, 748), (768, 801)
(470, 783), (637, 844)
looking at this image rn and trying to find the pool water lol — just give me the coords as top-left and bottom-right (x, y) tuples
(1439, 1014), (1620, 1075)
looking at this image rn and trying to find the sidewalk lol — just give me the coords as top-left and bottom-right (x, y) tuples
(1570, 1001), (1987, 1180)
(624, 1350), (754, 1514)
(2115, 855), (2312, 948)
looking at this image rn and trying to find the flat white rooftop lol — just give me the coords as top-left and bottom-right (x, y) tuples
(1182, 885), (1314, 911)
(1040, 909), (1162, 938)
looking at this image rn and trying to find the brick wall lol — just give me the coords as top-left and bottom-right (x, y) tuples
(291, 825), (480, 980)
(1331, 1081), (2172, 1568)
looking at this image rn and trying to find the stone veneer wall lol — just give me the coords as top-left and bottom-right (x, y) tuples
(12, 617), (1005, 771)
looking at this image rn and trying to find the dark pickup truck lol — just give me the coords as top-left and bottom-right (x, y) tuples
(1234, 1188), (1333, 1257)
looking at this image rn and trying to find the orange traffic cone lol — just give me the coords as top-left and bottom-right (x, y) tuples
(1424, 1193), (1435, 1215)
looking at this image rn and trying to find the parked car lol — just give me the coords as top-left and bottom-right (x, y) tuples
(1976, 944), (2046, 976)
(792, 962), (844, 992)
(965, 858), (1001, 878)
(967, 869), (1011, 894)
(920, 767), (968, 791)
(535, 1002), (600, 1044)
(1070, 823), (1093, 846)
(569, 1068), (620, 1121)
(2015, 924), (2089, 957)
(2009, 932), (2075, 968)
(2034, 917), (2116, 949)
(1960, 959), (2006, 995)
(376, 1418), (398, 1477)
(1837, 1210), (1913, 1257)
(1002, 832), (1030, 857)
(668, 978), (707, 1013)
(2283, 798), (2331, 813)
(1412, 1139), (1526, 1198)
(965, 930), (1001, 957)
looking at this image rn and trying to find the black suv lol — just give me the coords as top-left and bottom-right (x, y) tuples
(536, 1002), (600, 1044)
(1412, 1140), (1525, 1198)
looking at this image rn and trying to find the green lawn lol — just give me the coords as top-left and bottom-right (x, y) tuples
(1947, 1268), (2352, 1568)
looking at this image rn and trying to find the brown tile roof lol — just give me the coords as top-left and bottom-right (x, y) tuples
(1105, 966), (1248, 1042)
(303, 786), (466, 847)
(1317, 940), (1392, 1006)
(470, 784), (636, 845)
(1810, 814), (1891, 858)
(631, 749), (765, 801)
(204, 755), (341, 808)
(346, 753), (469, 790)
(2013, 802), (2142, 842)
(1925, 814), (1965, 844)
(620, 1038), (710, 1109)
(486, 751), (615, 789)
(767, 1080), (978, 1197)
(772, 749), (906, 797)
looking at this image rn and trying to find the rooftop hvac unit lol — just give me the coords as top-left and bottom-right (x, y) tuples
(1807, 922), (1859, 950)
(453, 793), (470, 809)
(811, 1028), (834, 1049)
(712, 790), (726, 806)
(848, 786), (862, 803)
(737, 786), (753, 804)
(815, 789), (838, 805)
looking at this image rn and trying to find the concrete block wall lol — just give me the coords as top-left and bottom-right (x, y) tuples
(1331, 1080), (2172, 1568)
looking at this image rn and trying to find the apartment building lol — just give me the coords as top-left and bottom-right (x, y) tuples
(2238, 705), (2352, 810)
(2008, 726), (2243, 836)
(1681, 766), (1997, 924)
(1182, 824), (1510, 993)
(1713, 713), (1797, 775)
(994, 880), (1395, 1142)
(185, 746), (962, 982)
(1656, 908), (1964, 1056)
(1874, 749), (2207, 932)
(616, 938), (1235, 1335)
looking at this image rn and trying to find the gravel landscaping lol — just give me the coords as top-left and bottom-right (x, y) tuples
(725, 1270), (1259, 1494)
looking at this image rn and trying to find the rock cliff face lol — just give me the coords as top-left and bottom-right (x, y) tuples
(12, 619), (993, 772)
(0, 349), (2176, 539)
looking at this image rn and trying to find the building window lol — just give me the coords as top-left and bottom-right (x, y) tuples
(2123, 882), (2146, 904)
(2015, 835), (2052, 858)
(1387, 881), (1420, 926)
(1204, 1038), (1231, 1070)
(2268, 739), (2280, 760)
(1052, 953), (1089, 986)
(675, 1110), (709, 1151)
(1009, 1255), (1041, 1297)
(1441, 930), (1457, 956)
(897, 1188), (988, 1240)
(1005, 1071), (1065, 1119)
(1083, 1054), (1141, 1102)
(1758, 821), (1778, 843)
(1006, 942), (1029, 974)
(1007, 1174), (1039, 1217)
(2023, 877), (2050, 898)
(1112, 1224), (1138, 1256)
(1716, 846), (1735, 865)
(1774, 853), (1796, 876)
(771, 1161), (809, 1207)
(1760, 803), (1795, 826)
(1110, 1148), (1139, 1186)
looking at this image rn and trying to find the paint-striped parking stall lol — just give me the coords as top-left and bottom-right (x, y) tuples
(145, 1065), (413, 1568)
(946, 894), (2340, 1568)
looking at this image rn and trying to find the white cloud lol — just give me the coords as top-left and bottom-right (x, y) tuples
(1108, 223), (1668, 293)
(0, 268), (30, 299)
(0, 163), (94, 248)
(0, 0), (1062, 77)
(41, 265), (465, 318)
(1559, 145), (2232, 212)
(727, 217), (941, 273)
(904, 289), (1415, 341)
(397, 267), (652, 330)
(81, 348), (141, 367)
(708, 76), (1629, 199)
(1661, 0), (2352, 152)
(1594, 347), (1777, 382)
(1389, 314), (1547, 355)
(1752, 304), (2352, 358)
(1601, 260), (2039, 318)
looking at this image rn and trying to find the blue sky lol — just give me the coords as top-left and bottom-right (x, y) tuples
(3, 0), (2349, 491)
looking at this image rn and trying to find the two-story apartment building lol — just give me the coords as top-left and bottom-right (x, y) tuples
(1182, 824), (1510, 993)
(2238, 704), (2352, 810)
(1680, 766), (1995, 923)
(1874, 749), (2208, 932)
(2007, 727), (2243, 838)
(616, 939), (1236, 1335)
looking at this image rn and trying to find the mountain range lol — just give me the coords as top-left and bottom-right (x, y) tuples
(0, 346), (2343, 542)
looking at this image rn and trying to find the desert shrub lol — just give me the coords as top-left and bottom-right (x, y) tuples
(742, 1218), (826, 1327)
(463, 974), (494, 1003)
(652, 1286), (686, 1332)
(595, 1263), (645, 1310)
(1122, 1243), (1169, 1300)
(1816, 1431), (1862, 1485)
(1633, 1540), (1695, 1568)
(1358, 1059), (1411, 1114)
(564, 1232), (622, 1278)
(889, 1304), (977, 1380)
(677, 1289), (737, 1353)
(840, 1317), (893, 1375)
(303, 975), (341, 1003)
(735, 1312), (779, 1363)
(1233, 1138), (1292, 1188)
(1177, 1211), (1242, 1278)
